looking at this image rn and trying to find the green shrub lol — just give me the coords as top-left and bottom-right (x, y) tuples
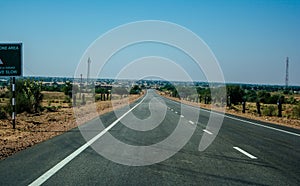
(7, 79), (43, 114)
(227, 85), (245, 105)
(262, 105), (276, 116)
(287, 96), (297, 104)
(292, 104), (300, 119)
(62, 81), (78, 98)
(258, 91), (271, 104)
(0, 107), (7, 119)
(95, 95), (101, 101)
(129, 85), (141, 94)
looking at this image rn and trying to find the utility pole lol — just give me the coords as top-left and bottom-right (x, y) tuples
(79, 73), (82, 99)
(285, 57), (289, 89)
(86, 57), (91, 92)
(87, 57), (91, 84)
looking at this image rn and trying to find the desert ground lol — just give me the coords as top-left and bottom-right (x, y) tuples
(0, 91), (142, 160)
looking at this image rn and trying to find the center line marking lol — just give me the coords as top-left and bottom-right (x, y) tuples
(29, 95), (147, 186)
(233, 147), (257, 159)
(203, 129), (213, 135)
(189, 120), (195, 125)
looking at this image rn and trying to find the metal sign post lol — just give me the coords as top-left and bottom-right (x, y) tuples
(0, 43), (22, 129)
(12, 77), (16, 129)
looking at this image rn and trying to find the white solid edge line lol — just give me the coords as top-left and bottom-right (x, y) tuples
(233, 147), (257, 159)
(189, 120), (195, 125)
(29, 95), (147, 186)
(203, 129), (213, 135)
(164, 97), (300, 137)
(224, 114), (300, 137)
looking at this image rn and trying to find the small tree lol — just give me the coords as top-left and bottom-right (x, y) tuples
(62, 81), (78, 98)
(227, 85), (245, 105)
(257, 91), (271, 104)
(130, 85), (141, 94)
(95, 87), (106, 101)
(8, 79), (43, 114)
(245, 90), (257, 102)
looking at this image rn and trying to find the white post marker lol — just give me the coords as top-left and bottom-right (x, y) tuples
(12, 77), (16, 129)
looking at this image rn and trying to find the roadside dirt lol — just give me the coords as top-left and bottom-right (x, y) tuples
(0, 94), (142, 160)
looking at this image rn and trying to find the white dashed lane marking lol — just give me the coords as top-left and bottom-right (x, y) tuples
(203, 129), (213, 135)
(29, 94), (148, 186)
(189, 120), (195, 125)
(233, 147), (257, 159)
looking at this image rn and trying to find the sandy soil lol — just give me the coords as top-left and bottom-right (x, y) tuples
(158, 92), (300, 130)
(0, 94), (142, 160)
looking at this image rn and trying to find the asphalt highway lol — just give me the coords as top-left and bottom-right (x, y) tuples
(0, 89), (299, 185)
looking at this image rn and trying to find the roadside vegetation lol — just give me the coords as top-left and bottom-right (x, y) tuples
(158, 84), (300, 121)
(0, 78), (143, 127)
(0, 78), (143, 160)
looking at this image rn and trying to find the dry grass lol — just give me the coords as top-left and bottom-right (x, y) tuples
(0, 93), (143, 160)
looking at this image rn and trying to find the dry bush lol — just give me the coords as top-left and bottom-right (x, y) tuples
(262, 105), (276, 116)
(292, 104), (300, 119)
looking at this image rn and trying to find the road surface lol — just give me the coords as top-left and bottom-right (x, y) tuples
(0, 89), (299, 185)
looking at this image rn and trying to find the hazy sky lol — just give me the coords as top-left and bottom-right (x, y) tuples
(1, 0), (299, 85)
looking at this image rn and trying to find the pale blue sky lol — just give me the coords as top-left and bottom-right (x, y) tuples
(1, 0), (299, 85)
